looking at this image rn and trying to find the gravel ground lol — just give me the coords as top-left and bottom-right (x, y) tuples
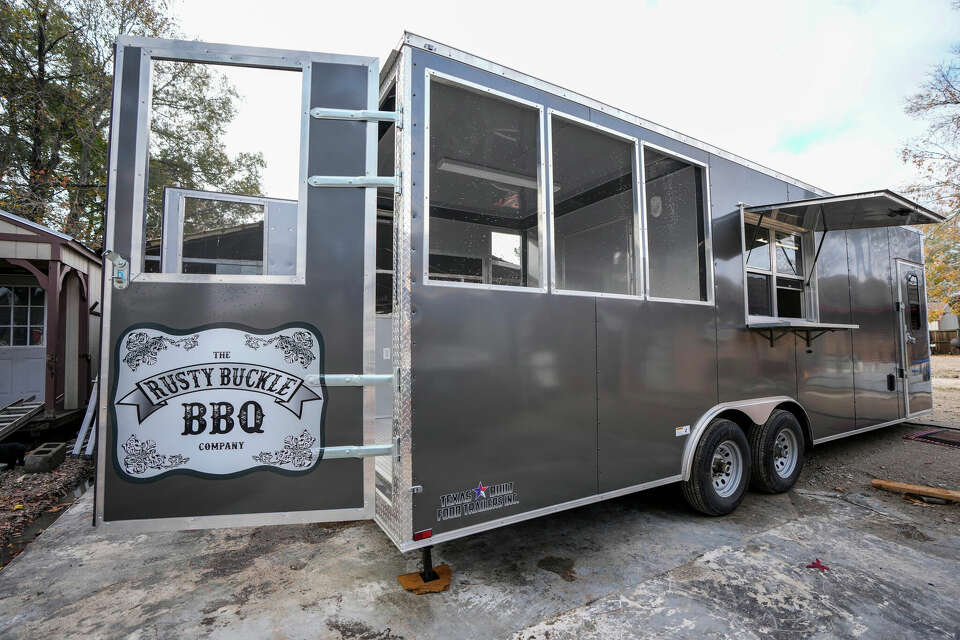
(796, 354), (959, 531)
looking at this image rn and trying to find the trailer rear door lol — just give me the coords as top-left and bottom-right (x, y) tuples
(96, 37), (388, 530)
(896, 260), (933, 417)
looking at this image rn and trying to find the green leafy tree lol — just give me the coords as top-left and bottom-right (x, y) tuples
(901, 5), (960, 318)
(0, 0), (263, 249)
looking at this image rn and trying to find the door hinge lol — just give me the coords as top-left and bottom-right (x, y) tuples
(409, 485), (423, 494)
(895, 301), (902, 312)
(897, 367), (905, 378)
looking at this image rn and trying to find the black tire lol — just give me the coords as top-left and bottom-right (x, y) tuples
(749, 409), (806, 493)
(681, 418), (751, 516)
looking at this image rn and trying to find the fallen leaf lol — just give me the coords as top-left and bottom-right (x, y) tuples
(806, 559), (830, 572)
(12, 504), (23, 511)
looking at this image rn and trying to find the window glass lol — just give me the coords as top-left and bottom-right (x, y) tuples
(744, 223), (770, 270)
(644, 148), (707, 301)
(551, 117), (635, 295)
(181, 197), (265, 275)
(376, 215), (394, 315)
(775, 231), (802, 277)
(428, 80), (541, 288)
(776, 278), (804, 318)
(747, 272), (771, 316)
(907, 273), (922, 331)
(0, 286), (44, 346)
(145, 59), (302, 275)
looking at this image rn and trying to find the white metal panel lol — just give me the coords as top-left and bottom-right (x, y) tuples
(0, 219), (34, 235)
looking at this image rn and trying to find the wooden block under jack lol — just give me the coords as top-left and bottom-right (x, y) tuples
(398, 564), (452, 594)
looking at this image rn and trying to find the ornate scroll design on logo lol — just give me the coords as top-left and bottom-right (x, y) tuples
(123, 332), (199, 372)
(243, 331), (316, 369)
(251, 429), (316, 468)
(121, 435), (190, 474)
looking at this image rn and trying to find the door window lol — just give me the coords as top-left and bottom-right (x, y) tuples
(906, 273), (922, 330)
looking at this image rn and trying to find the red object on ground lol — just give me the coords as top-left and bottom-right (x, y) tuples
(806, 558), (830, 572)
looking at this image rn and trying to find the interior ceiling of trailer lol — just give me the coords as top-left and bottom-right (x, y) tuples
(429, 80), (539, 221)
(744, 191), (944, 231)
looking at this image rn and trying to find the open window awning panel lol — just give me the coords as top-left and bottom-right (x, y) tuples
(744, 190), (944, 231)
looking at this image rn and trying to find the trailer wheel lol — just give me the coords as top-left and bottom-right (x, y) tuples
(749, 409), (805, 493)
(681, 419), (751, 516)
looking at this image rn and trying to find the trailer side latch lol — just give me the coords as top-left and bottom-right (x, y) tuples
(104, 250), (129, 290)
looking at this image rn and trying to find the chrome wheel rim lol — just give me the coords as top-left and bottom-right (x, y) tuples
(773, 428), (799, 478)
(711, 440), (743, 498)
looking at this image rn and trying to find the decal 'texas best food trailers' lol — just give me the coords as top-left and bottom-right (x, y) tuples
(112, 324), (325, 479)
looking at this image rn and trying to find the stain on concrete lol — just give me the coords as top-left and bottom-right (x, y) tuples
(537, 556), (576, 582)
(189, 521), (361, 580)
(326, 617), (404, 639)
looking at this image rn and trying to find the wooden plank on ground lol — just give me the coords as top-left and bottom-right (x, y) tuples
(872, 479), (960, 503)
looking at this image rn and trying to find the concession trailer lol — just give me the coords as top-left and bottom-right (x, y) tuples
(96, 33), (944, 561)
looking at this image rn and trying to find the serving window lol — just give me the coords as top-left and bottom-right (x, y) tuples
(424, 72), (545, 290)
(642, 144), (712, 304)
(744, 222), (814, 321)
(549, 112), (639, 297)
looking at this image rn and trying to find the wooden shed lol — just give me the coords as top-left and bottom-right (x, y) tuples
(0, 209), (101, 415)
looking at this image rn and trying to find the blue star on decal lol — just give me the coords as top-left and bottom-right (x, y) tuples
(474, 481), (488, 499)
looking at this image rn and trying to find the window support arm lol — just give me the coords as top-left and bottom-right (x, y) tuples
(805, 206), (827, 287)
(747, 211), (766, 259)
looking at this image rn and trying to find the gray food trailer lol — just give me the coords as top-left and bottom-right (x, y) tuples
(96, 33), (944, 564)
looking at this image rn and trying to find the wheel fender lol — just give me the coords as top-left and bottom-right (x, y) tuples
(680, 396), (807, 481)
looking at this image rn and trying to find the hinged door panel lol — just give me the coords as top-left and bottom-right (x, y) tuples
(97, 37), (380, 530)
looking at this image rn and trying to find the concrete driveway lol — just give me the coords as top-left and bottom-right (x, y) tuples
(0, 423), (958, 639)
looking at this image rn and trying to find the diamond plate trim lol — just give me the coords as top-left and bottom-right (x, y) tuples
(374, 48), (413, 549)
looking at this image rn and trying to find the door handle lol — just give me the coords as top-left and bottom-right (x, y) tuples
(906, 335), (917, 344)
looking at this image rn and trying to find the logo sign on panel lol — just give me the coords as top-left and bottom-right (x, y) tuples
(112, 324), (325, 480)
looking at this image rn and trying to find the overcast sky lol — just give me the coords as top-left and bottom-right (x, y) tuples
(170, 0), (958, 201)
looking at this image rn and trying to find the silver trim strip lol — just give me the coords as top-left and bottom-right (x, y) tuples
(310, 107), (399, 122)
(313, 373), (392, 386)
(98, 506), (372, 534)
(307, 176), (397, 189)
(399, 474), (682, 551)
(403, 33), (830, 199)
(321, 443), (393, 459)
(812, 412), (932, 445)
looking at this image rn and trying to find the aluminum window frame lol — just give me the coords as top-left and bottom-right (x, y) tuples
(547, 109), (643, 300)
(639, 141), (715, 306)
(740, 210), (820, 325)
(422, 68), (548, 294)
(125, 38), (314, 285)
